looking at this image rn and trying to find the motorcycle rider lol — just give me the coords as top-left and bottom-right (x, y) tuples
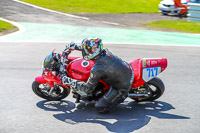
(173, 0), (188, 18)
(62, 38), (134, 113)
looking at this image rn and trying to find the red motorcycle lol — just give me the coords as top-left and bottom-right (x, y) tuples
(32, 47), (167, 103)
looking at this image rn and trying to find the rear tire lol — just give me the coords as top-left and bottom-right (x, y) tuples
(132, 77), (165, 102)
(32, 81), (70, 101)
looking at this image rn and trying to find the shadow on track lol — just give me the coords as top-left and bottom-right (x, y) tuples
(37, 100), (189, 133)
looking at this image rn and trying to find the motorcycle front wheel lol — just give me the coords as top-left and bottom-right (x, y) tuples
(131, 77), (165, 102)
(32, 81), (70, 101)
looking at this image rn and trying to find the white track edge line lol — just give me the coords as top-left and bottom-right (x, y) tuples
(101, 21), (120, 25)
(0, 40), (200, 47)
(0, 17), (26, 38)
(14, 0), (124, 26)
(13, 0), (90, 20)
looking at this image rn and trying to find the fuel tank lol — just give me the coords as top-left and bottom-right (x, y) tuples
(67, 58), (95, 82)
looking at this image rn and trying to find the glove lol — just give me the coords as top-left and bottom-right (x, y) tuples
(62, 76), (78, 91)
(66, 42), (76, 50)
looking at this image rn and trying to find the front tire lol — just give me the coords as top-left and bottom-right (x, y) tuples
(32, 81), (70, 101)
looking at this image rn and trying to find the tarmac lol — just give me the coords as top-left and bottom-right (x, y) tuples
(0, 0), (200, 133)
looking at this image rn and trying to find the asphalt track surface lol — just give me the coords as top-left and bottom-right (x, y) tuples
(0, 0), (200, 133)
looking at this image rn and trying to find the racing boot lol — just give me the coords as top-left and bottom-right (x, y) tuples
(95, 87), (128, 113)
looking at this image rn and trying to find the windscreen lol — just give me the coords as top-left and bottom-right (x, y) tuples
(43, 52), (54, 69)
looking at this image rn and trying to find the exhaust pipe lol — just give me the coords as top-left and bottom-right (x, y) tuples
(128, 93), (149, 98)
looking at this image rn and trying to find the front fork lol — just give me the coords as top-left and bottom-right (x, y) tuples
(35, 76), (58, 96)
(48, 87), (55, 95)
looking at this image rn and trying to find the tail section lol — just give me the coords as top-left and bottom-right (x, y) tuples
(130, 58), (167, 88)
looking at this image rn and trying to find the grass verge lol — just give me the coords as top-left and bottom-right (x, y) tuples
(17, 1), (200, 34)
(144, 20), (200, 34)
(21, 0), (161, 13)
(0, 20), (17, 32)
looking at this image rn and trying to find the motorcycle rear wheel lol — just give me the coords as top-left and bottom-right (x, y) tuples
(132, 77), (165, 102)
(32, 81), (70, 101)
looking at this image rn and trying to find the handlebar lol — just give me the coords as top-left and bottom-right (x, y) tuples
(59, 47), (73, 77)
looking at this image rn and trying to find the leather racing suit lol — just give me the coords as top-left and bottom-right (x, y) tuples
(63, 48), (134, 113)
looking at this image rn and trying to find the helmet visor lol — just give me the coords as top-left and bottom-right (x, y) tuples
(86, 41), (96, 54)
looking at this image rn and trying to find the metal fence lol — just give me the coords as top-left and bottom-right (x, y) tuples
(188, 3), (200, 22)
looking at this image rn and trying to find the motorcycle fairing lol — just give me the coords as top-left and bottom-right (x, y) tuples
(130, 58), (167, 88)
(35, 76), (48, 84)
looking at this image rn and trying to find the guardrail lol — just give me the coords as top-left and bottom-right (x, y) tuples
(188, 3), (200, 22)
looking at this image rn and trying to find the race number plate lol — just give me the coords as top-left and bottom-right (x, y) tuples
(142, 67), (161, 82)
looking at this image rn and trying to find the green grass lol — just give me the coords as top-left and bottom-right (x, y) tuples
(21, 0), (161, 13)
(0, 20), (16, 32)
(19, 0), (200, 33)
(144, 20), (200, 33)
